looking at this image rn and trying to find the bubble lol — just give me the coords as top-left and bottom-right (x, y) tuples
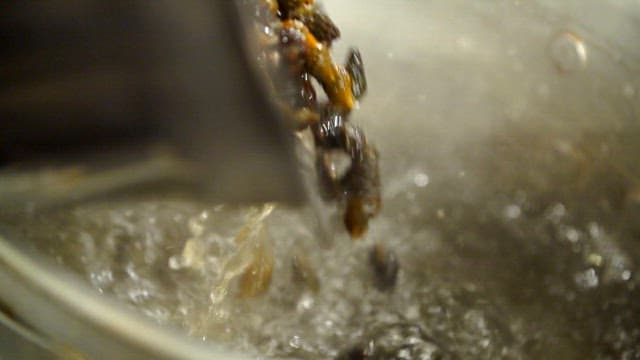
(413, 173), (430, 187)
(188, 217), (204, 237)
(547, 203), (566, 222)
(128, 287), (151, 303)
(346, 323), (449, 359)
(90, 269), (113, 287)
(588, 222), (602, 239)
(549, 31), (587, 73)
(565, 227), (580, 243)
(296, 294), (315, 312)
(575, 268), (599, 290)
(168, 255), (184, 270)
(503, 204), (521, 219)
(289, 335), (302, 349)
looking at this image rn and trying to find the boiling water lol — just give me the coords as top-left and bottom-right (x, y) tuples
(8, 0), (640, 358)
(15, 133), (640, 359)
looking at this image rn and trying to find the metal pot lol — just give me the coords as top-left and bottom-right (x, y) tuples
(1, 0), (639, 358)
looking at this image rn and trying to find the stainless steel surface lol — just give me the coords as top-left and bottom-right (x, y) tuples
(0, 229), (249, 360)
(0, 307), (57, 360)
(0, 1), (303, 204)
(1, 0), (639, 358)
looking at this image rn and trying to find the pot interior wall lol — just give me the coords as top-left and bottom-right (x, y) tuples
(3, 0), (640, 359)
